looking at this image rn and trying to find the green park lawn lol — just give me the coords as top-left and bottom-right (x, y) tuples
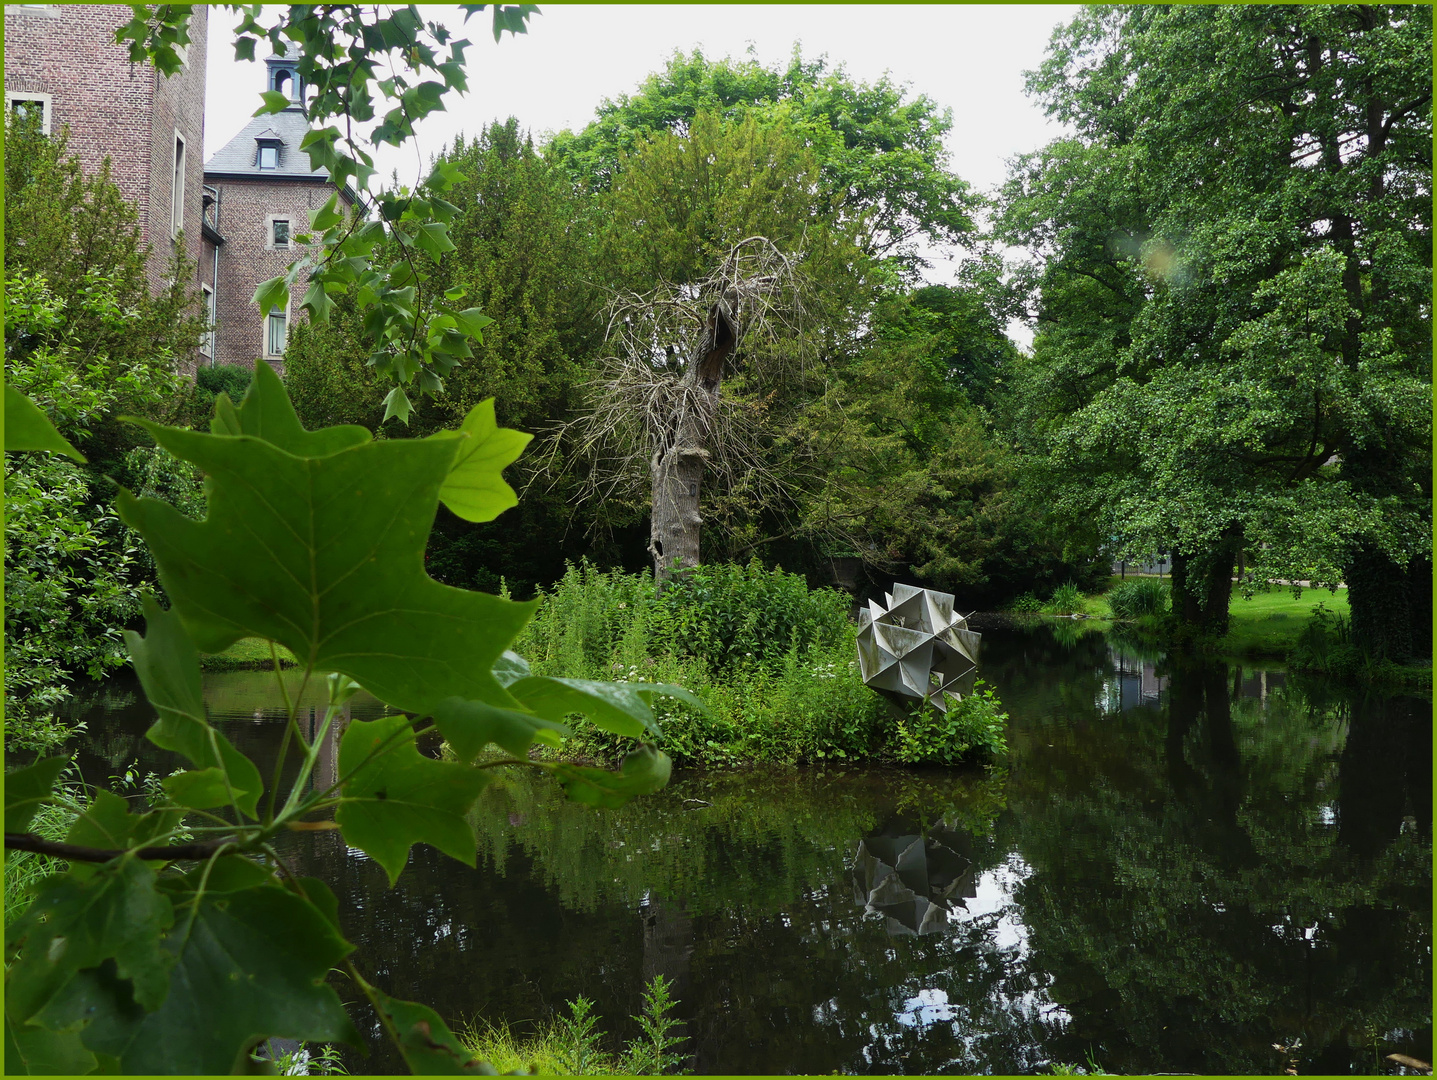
(1222, 586), (1349, 658)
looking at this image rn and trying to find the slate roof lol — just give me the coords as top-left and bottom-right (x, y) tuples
(204, 107), (329, 180)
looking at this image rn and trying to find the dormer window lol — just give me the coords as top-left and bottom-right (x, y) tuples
(258, 145), (278, 169)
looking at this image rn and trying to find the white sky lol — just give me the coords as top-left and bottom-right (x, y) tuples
(204, 5), (1078, 342)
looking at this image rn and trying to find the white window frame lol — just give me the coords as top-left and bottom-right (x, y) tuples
(264, 301), (289, 359)
(5, 91), (52, 134)
(200, 284), (215, 358)
(264, 214), (294, 251)
(171, 129), (187, 238)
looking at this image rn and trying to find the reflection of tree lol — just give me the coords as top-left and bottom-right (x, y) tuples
(1004, 652), (1431, 1075)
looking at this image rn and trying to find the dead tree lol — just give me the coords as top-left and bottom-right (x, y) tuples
(544, 236), (806, 585)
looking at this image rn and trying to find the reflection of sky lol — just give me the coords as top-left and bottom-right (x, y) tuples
(862, 852), (1073, 1072)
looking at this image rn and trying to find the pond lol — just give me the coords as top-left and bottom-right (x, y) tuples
(62, 624), (1431, 1075)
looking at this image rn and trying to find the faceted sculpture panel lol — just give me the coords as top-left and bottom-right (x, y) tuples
(856, 585), (978, 713)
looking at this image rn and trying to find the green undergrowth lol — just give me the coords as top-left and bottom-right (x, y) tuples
(459, 976), (686, 1076)
(504, 560), (1007, 768)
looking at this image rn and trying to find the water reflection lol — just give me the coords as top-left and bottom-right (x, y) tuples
(852, 819), (977, 935)
(64, 626), (1429, 1075)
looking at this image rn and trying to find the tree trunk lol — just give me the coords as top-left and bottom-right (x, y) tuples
(649, 302), (737, 586)
(1168, 524), (1242, 639)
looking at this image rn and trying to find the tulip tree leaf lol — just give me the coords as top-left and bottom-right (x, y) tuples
(435, 398), (531, 523)
(3, 858), (175, 1023)
(335, 716), (493, 885)
(431, 696), (568, 762)
(38, 882), (359, 1074)
(4, 385), (85, 461)
(160, 768), (234, 810)
(552, 745), (674, 809)
(3, 1015), (96, 1077)
(4, 756), (68, 833)
(125, 595), (263, 819)
(62, 791), (184, 881)
(225, 362), (370, 457)
(508, 676), (707, 741)
(115, 364), (536, 716)
(370, 986), (497, 1074)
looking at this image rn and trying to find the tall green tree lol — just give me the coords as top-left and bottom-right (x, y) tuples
(548, 47), (976, 278)
(997, 4), (1431, 650)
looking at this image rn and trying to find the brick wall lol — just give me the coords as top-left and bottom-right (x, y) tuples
(4, 5), (209, 296)
(208, 177), (338, 372)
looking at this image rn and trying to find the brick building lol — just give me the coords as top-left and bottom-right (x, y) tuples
(203, 44), (354, 371)
(4, 9), (351, 374)
(3, 3), (210, 303)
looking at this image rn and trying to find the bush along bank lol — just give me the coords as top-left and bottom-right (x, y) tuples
(506, 560), (1009, 768)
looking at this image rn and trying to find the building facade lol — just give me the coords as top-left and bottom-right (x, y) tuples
(3, 3), (211, 305)
(203, 46), (352, 371)
(5, 8), (350, 374)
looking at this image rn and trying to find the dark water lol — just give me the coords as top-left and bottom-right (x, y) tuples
(65, 625), (1432, 1075)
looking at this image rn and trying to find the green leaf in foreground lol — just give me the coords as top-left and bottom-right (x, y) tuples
(4, 757), (68, 834)
(4, 858), (175, 1022)
(39, 882), (358, 1074)
(4, 385), (85, 461)
(62, 791), (183, 881)
(431, 696), (567, 762)
(435, 398), (532, 523)
(553, 745), (673, 809)
(370, 986), (497, 1074)
(335, 716), (493, 885)
(4, 1015), (96, 1076)
(116, 364), (536, 717)
(508, 676), (707, 741)
(125, 596), (264, 819)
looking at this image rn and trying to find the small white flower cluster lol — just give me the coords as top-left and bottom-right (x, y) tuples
(811, 661), (840, 679)
(611, 663), (643, 684)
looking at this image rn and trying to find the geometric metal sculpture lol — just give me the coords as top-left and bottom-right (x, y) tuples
(856, 583), (980, 713)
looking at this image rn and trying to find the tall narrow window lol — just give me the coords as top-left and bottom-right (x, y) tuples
(201, 285), (215, 358)
(266, 307), (287, 357)
(258, 145), (278, 170)
(171, 132), (187, 237)
(272, 219), (290, 249)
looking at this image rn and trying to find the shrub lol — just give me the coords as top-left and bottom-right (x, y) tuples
(656, 559), (852, 674)
(1044, 581), (1085, 615)
(1107, 577), (1169, 620)
(1008, 591), (1042, 615)
(892, 680), (1009, 765)
(1290, 602), (1361, 679)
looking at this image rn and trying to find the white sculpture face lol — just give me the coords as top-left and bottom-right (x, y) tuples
(856, 586), (979, 712)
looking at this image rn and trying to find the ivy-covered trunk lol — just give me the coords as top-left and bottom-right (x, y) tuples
(649, 304), (735, 587)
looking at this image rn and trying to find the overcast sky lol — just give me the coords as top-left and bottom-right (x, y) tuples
(205, 5), (1075, 189)
(204, 5), (1079, 342)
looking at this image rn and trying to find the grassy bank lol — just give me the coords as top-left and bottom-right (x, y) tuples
(1019, 576), (1427, 689)
(199, 638), (300, 671)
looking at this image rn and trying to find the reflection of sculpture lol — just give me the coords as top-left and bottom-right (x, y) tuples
(856, 584), (980, 712)
(851, 820), (977, 936)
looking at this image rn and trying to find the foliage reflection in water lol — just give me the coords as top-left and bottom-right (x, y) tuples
(66, 625), (1430, 1075)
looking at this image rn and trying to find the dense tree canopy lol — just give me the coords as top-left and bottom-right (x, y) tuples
(549, 48), (977, 277)
(996, 4), (1432, 651)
